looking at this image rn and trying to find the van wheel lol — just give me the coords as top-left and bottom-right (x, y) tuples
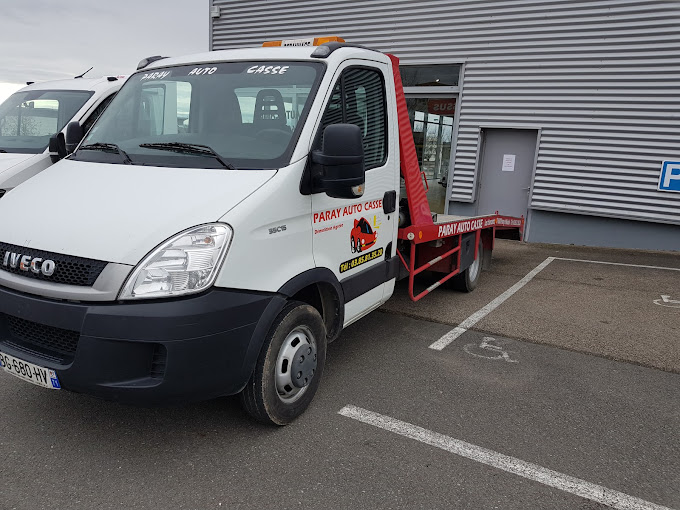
(240, 301), (326, 425)
(451, 240), (483, 292)
(351, 236), (356, 253)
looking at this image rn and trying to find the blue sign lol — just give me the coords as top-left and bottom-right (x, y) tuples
(659, 161), (680, 192)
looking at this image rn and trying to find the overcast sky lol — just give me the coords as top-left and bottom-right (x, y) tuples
(0, 1), (208, 102)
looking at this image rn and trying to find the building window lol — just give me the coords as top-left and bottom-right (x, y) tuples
(400, 64), (460, 88)
(406, 97), (455, 182)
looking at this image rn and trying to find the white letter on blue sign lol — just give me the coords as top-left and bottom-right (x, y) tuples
(659, 161), (680, 192)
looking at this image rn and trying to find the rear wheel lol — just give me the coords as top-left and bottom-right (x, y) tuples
(451, 239), (483, 292)
(240, 301), (326, 425)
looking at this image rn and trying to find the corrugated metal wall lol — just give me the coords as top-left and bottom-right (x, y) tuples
(211, 0), (680, 225)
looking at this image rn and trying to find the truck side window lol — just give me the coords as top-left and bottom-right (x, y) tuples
(317, 67), (387, 170)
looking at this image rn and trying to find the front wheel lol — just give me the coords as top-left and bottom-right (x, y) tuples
(451, 239), (483, 292)
(240, 301), (327, 425)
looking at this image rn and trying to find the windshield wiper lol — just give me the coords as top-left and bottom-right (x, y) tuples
(0, 150), (7, 153)
(139, 142), (235, 169)
(79, 142), (133, 164)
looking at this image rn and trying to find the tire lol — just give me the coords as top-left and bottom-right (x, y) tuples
(356, 238), (362, 253)
(240, 301), (327, 426)
(451, 239), (483, 292)
(351, 236), (356, 253)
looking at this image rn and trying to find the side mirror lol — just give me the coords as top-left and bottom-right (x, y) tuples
(48, 132), (67, 162)
(64, 121), (84, 154)
(311, 124), (365, 199)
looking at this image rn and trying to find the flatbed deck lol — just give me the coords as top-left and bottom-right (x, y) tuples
(433, 213), (494, 224)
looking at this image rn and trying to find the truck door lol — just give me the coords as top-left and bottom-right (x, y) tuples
(311, 63), (398, 326)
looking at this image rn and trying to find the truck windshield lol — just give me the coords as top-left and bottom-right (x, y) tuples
(0, 90), (93, 154)
(75, 61), (324, 169)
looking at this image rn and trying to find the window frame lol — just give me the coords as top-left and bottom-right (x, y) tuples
(315, 65), (389, 171)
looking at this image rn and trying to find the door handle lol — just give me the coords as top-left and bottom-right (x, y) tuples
(383, 190), (397, 213)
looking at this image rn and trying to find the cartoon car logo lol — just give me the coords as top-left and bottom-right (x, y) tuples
(351, 217), (377, 253)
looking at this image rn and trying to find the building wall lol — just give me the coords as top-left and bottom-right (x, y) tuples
(211, 0), (680, 245)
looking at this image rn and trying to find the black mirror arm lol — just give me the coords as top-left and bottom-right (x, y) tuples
(311, 151), (363, 166)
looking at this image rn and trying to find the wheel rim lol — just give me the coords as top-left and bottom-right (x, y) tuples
(468, 245), (481, 282)
(275, 325), (316, 404)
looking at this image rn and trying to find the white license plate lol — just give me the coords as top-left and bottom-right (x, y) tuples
(0, 351), (61, 390)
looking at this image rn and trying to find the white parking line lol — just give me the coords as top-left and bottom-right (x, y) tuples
(429, 257), (555, 350)
(339, 405), (675, 510)
(554, 257), (680, 272)
(429, 255), (680, 351)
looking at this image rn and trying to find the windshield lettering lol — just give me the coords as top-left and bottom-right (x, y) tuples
(247, 65), (289, 75)
(188, 67), (217, 76)
(140, 71), (171, 81)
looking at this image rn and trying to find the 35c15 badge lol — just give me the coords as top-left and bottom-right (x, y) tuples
(339, 247), (383, 274)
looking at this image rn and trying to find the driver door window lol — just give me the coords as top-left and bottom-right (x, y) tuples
(316, 67), (387, 170)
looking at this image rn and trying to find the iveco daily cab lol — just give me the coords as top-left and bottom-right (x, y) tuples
(0, 39), (522, 425)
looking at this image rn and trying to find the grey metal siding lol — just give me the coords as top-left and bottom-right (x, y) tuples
(211, 0), (680, 225)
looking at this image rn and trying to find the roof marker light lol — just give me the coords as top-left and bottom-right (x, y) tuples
(262, 36), (345, 47)
(137, 55), (168, 70)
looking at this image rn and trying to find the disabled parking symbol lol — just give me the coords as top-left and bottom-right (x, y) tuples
(654, 295), (680, 308)
(463, 337), (518, 363)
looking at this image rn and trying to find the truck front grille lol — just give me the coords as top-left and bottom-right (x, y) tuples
(0, 242), (107, 286)
(2, 314), (80, 357)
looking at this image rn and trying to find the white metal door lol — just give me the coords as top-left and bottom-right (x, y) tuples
(310, 62), (397, 325)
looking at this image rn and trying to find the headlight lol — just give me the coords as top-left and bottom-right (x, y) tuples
(119, 223), (232, 300)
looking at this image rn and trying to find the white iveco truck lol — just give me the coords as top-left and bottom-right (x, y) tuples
(0, 38), (522, 425)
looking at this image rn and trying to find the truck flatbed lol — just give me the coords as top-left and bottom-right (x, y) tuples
(387, 52), (524, 301)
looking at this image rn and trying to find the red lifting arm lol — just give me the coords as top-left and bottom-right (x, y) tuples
(387, 53), (434, 228)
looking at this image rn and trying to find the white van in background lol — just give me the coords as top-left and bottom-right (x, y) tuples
(0, 77), (123, 197)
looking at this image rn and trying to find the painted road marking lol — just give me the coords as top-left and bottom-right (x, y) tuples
(430, 256), (680, 351)
(654, 295), (680, 308)
(463, 336), (518, 363)
(554, 258), (680, 272)
(338, 405), (675, 510)
(429, 257), (555, 350)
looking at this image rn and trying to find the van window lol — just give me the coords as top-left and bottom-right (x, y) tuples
(317, 67), (387, 170)
(0, 90), (93, 153)
(78, 62), (324, 170)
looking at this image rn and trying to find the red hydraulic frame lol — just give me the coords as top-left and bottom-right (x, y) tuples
(387, 53), (525, 302)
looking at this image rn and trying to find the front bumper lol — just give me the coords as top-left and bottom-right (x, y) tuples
(0, 285), (285, 405)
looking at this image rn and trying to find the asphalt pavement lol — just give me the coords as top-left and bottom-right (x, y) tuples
(1, 314), (678, 509)
(383, 240), (680, 372)
(1, 240), (679, 509)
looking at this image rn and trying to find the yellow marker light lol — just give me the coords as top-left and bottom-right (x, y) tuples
(262, 36), (345, 47)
